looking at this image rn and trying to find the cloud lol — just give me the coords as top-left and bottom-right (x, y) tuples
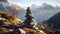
(55, 3), (60, 7)
(9, 0), (26, 8)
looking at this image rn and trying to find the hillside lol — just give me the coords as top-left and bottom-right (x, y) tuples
(47, 12), (60, 29)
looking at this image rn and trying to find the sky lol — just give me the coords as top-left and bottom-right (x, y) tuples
(9, 0), (60, 8)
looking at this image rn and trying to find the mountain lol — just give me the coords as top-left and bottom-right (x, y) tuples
(0, 0), (26, 21)
(31, 3), (60, 22)
(0, 1), (60, 23)
(0, 0), (8, 3)
(0, 1), (9, 12)
(46, 12), (60, 29)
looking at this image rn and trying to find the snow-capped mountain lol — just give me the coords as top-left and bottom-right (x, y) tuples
(0, 0), (60, 23)
(31, 3), (60, 22)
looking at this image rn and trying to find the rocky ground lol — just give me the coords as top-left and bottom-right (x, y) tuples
(0, 12), (54, 34)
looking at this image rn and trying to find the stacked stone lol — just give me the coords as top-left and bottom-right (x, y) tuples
(23, 7), (34, 28)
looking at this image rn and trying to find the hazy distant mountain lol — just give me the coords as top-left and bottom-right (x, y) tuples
(0, 0), (26, 21)
(31, 3), (60, 22)
(47, 12), (60, 29)
(0, 2), (8, 12)
(0, 0), (8, 3)
(0, 1), (60, 22)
